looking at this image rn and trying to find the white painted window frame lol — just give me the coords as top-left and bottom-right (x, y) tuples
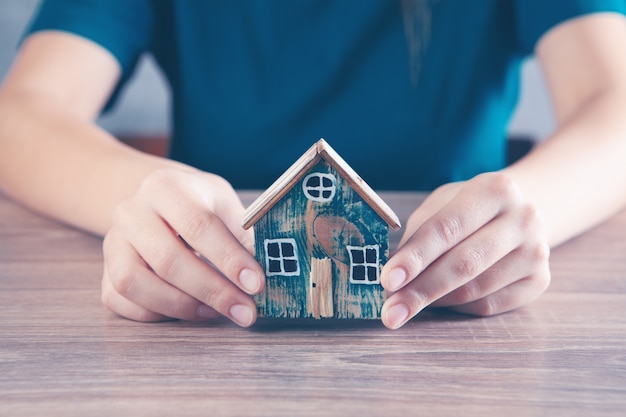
(347, 244), (380, 284)
(264, 238), (300, 276)
(302, 173), (337, 202)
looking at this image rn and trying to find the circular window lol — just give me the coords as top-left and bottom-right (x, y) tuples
(302, 173), (337, 202)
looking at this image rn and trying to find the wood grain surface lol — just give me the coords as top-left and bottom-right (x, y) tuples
(1, 191), (625, 417)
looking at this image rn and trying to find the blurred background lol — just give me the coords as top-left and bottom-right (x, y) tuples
(0, 1), (555, 153)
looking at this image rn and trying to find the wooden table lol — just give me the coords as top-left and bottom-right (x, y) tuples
(1, 191), (625, 417)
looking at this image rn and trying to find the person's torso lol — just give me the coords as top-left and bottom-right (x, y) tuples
(150, 0), (522, 190)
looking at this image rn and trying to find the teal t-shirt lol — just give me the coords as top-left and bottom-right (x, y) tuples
(26, 0), (625, 190)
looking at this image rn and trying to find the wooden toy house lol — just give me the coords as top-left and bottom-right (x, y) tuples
(241, 139), (401, 319)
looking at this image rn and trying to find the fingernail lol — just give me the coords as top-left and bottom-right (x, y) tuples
(386, 267), (407, 291)
(196, 304), (219, 319)
(229, 304), (255, 327)
(239, 268), (261, 293)
(385, 303), (410, 329)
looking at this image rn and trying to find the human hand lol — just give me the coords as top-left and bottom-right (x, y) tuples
(101, 168), (264, 327)
(380, 172), (551, 329)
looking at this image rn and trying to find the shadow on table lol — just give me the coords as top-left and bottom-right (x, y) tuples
(246, 308), (478, 333)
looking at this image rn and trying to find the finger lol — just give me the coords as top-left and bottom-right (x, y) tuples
(382, 174), (522, 293)
(187, 173), (257, 254)
(124, 213), (258, 327)
(211, 187), (257, 254)
(381, 214), (522, 329)
(397, 183), (461, 247)
(432, 242), (550, 307)
(448, 268), (551, 316)
(101, 267), (168, 322)
(151, 182), (264, 296)
(103, 234), (219, 321)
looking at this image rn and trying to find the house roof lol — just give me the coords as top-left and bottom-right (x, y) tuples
(241, 139), (401, 230)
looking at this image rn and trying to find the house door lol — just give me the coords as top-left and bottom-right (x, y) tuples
(308, 257), (334, 318)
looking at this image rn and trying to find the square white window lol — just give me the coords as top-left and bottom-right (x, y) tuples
(264, 238), (300, 276)
(347, 245), (380, 284)
(302, 173), (336, 202)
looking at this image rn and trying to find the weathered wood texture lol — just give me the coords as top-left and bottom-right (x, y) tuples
(309, 257), (333, 318)
(252, 160), (388, 319)
(1, 191), (626, 417)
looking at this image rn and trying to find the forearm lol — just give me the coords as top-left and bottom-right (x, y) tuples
(503, 89), (626, 247)
(0, 89), (189, 236)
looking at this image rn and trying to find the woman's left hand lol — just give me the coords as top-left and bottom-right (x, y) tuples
(380, 172), (551, 329)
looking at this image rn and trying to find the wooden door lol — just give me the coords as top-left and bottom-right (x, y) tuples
(308, 257), (334, 318)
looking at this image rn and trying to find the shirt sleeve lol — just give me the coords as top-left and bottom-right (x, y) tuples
(515, 0), (626, 54)
(24, 0), (154, 110)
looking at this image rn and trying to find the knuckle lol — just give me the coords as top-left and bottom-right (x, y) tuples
(148, 245), (180, 279)
(405, 285), (431, 308)
(531, 266), (552, 295)
(110, 198), (135, 227)
(166, 293), (197, 320)
(197, 283), (224, 309)
(518, 239), (550, 270)
(451, 247), (484, 280)
(106, 260), (137, 297)
(519, 203), (544, 231)
(455, 280), (482, 304)
(433, 216), (463, 246)
(215, 248), (241, 278)
(181, 209), (213, 242)
(100, 283), (114, 309)
(209, 173), (235, 194)
(530, 241), (551, 264)
(472, 298), (497, 317)
(396, 244), (425, 277)
(538, 269), (552, 293)
(483, 172), (521, 201)
(141, 168), (175, 192)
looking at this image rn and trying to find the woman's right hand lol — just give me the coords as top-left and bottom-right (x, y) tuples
(100, 168), (265, 327)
